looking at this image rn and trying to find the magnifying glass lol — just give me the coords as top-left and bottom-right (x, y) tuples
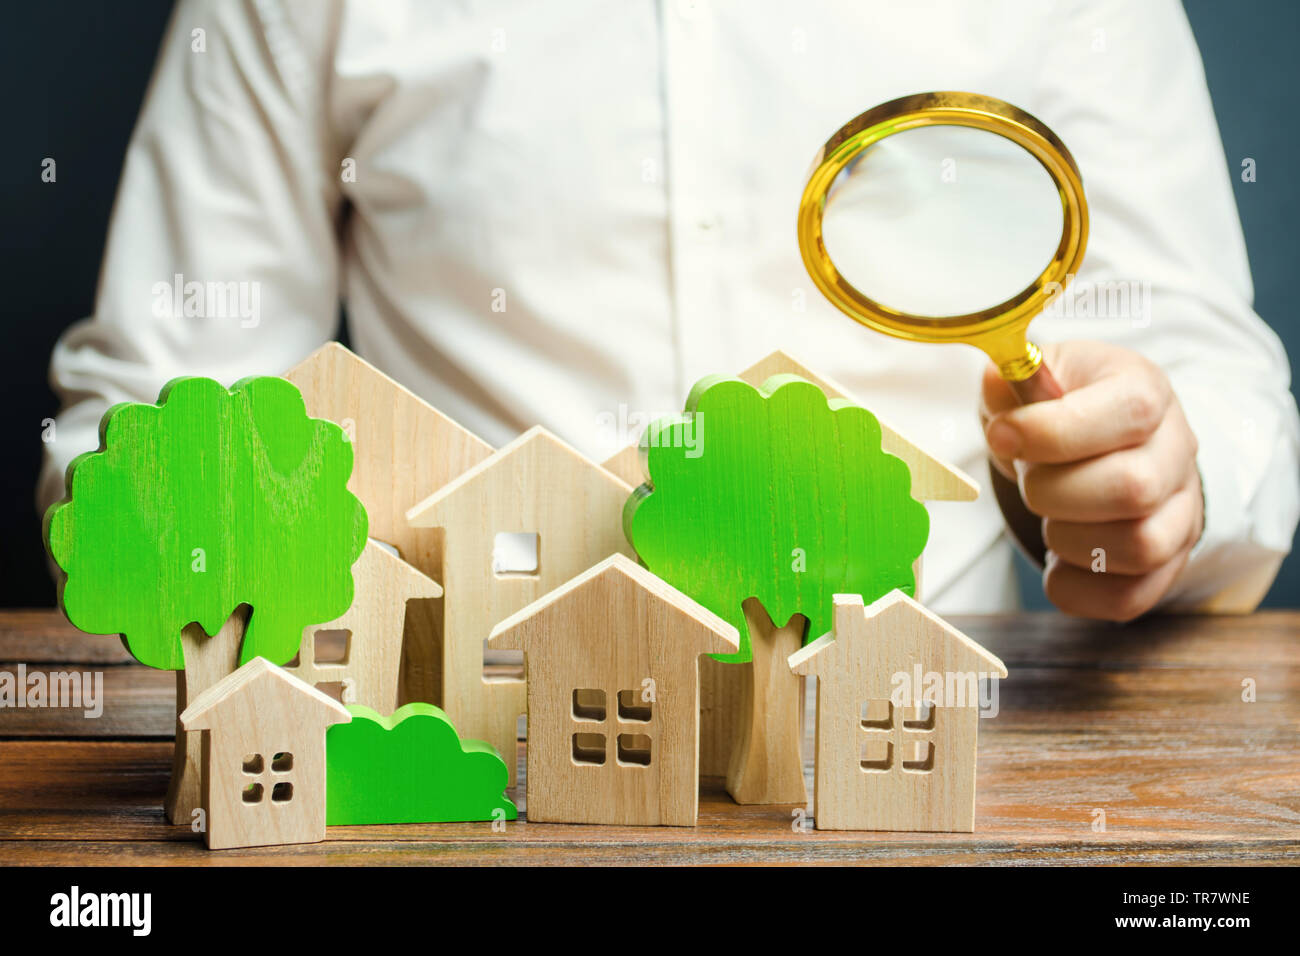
(797, 91), (1088, 404)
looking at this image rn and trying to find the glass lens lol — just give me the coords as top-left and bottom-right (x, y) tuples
(821, 125), (1063, 318)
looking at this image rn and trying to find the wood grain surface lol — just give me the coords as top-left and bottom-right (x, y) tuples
(0, 609), (1296, 865)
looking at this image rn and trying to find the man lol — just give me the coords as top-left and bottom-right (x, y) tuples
(41, 0), (1299, 619)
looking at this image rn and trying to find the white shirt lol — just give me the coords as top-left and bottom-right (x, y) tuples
(42, 0), (1300, 614)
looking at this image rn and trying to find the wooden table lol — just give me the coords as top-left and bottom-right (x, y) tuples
(1, 609), (1296, 865)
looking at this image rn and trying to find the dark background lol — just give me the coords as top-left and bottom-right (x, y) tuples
(2, 1), (1296, 609)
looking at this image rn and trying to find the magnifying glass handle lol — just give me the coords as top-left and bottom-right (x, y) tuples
(1009, 359), (1065, 405)
(994, 356), (1065, 567)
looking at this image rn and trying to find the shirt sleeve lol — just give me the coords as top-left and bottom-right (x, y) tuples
(1030, 0), (1300, 610)
(39, 0), (343, 513)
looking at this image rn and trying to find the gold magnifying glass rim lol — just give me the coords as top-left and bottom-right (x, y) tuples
(797, 91), (1089, 380)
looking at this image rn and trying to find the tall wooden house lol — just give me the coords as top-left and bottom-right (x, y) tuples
(405, 427), (634, 785)
(284, 342), (493, 706)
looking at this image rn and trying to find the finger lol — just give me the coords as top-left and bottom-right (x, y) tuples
(985, 361), (1171, 465)
(1042, 478), (1203, 575)
(980, 362), (1020, 478)
(980, 360), (1020, 424)
(1017, 410), (1197, 522)
(1042, 546), (1192, 622)
(981, 340), (1117, 427)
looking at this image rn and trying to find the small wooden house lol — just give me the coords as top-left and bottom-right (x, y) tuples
(789, 591), (1006, 832)
(179, 657), (351, 850)
(603, 349), (980, 782)
(284, 540), (443, 712)
(489, 554), (738, 826)
(406, 427), (635, 787)
(284, 342), (494, 706)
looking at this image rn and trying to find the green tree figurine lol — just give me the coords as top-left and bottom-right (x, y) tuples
(624, 374), (930, 803)
(44, 376), (367, 823)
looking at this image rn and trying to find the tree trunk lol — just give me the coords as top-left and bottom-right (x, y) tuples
(726, 600), (809, 805)
(164, 605), (250, 824)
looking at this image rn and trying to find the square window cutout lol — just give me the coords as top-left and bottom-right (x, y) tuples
(617, 690), (652, 722)
(902, 741), (935, 773)
(572, 732), (606, 765)
(492, 532), (539, 576)
(313, 629), (351, 666)
(861, 700), (893, 730)
(315, 681), (347, 703)
(482, 638), (524, 681)
(902, 703), (935, 730)
(572, 688), (606, 721)
(616, 733), (652, 766)
(860, 739), (893, 772)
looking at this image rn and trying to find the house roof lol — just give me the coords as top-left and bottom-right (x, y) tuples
(405, 426), (632, 527)
(740, 351), (978, 502)
(364, 538), (443, 599)
(601, 350), (978, 502)
(789, 590), (1007, 686)
(284, 342), (493, 459)
(488, 553), (739, 656)
(179, 657), (352, 732)
(284, 343), (496, 540)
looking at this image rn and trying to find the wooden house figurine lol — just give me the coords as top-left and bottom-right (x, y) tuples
(179, 658), (351, 850)
(284, 342), (494, 706)
(406, 426), (635, 786)
(789, 591), (1006, 832)
(284, 540), (443, 713)
(603, 349), (980, 781)
(488, 554), (739, 826)
(604, 348), (979, 511)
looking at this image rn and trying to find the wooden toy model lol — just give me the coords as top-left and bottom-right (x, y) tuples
(604, 350), (977, 780)
(285, 342), (494, 706)
(789, 591), (1007, 832)
(604, 349), (979, 504)
(179, 657), (352, 850)
(326, 703), (517, 825)
(406, 426), (635, 787)
(626, 373), (932, 805)
(284, 540), (442, 712)
(489, 554), (738, 826)
(37, 342), (1016, 847)
(42, 376), (367, 824)
(727, 599), (808, 805)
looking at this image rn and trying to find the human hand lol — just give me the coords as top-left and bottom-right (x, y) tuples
(981, 341), (1204, 621)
